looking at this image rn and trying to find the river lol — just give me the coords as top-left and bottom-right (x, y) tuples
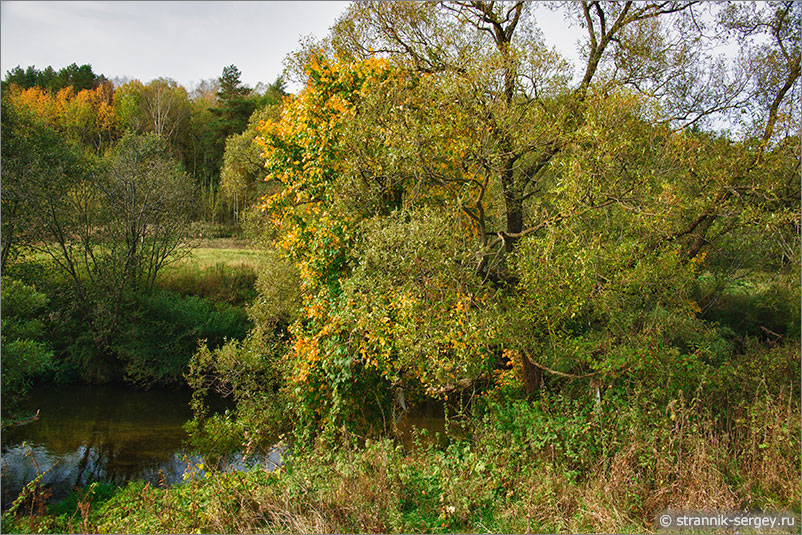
(0, 384), (280, 506)
(1, 383), (446, 507)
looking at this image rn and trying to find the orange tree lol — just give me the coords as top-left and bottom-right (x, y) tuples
(4, 83), (117, 153)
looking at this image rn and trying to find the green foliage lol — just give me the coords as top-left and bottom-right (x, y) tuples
(247, 249), (301, 331)
(1, 277), (54, 409)
(2, 63), (106, 93)
(341, 207), (501, 394)
(115, 290), (251, 386)
(185, 328), (289, 461)
(3, 248), (254, 387)
(506, 218), (703, 382)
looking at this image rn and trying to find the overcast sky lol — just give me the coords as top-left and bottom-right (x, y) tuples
(1, 1), (351, 92)
(1, 1), (583, 93)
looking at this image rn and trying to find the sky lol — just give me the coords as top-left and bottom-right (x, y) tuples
(1, 1), (584, 94)
(1, 1), (352, 92)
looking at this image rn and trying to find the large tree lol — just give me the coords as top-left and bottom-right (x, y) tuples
(200, 1), (800, 437)
(308, 0), (800, 390)
(210, 65), (258, 152)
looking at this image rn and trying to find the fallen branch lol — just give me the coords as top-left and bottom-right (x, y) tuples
(12, 409), (40, 428)
(524, 355), (601, 379)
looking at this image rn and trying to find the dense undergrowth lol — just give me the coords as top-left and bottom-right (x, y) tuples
(4, 360), (799, 534)
(3, 272), (800, 533)
(1, 253), (255, 406)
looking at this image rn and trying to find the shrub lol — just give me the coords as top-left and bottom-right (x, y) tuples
(185, 328), (290, 461)
(114, 290), (251, 386)
(1, 277), (54, 410)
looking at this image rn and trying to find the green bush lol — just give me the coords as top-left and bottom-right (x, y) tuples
(114, 290), (251, 386)
(185, 328), (290, 461)
(1, 277), (54, 410)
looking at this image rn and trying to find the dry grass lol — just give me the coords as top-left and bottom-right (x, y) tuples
(6, 388), (798, 534)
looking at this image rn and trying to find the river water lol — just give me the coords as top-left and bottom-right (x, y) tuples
(1, 384), (445, 507)
(0, 384), (281, 506)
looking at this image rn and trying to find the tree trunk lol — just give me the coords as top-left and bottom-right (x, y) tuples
(510, 349), (542, 394)
(504, 188), (523, 252)
(521, 356), (542, 394)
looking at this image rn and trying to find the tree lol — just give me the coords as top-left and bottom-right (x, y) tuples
(210, 65), (257, 144)
(112, 78), (191, 144)
(2, 63), (106, 93)
(185, 2), (799, 441)
(0, 97), (88, 270)
(93, 133), (196, 293)
(219, 78), (288, 223)
(317, 0), (800, 390)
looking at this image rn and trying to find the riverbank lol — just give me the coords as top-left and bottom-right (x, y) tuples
(4, 383), (799, 534)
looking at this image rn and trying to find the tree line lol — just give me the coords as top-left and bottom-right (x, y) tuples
(0, 62), (281, 402)
(2, 63), (286, 224)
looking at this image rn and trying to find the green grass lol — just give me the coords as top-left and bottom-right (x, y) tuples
(5, 387), (799, 534)
(12, 238), (263, 270)
(157, 240), (264, 306)
(173, 246), (263, 270)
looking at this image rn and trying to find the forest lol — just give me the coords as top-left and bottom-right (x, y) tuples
(1, 1), (800, 533)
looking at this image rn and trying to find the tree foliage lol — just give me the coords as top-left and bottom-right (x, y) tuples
(4, 82), (117, 152)
(220, 1), (801, 440)
(0, 278), (54, 410)
(2, 63), (107, 93)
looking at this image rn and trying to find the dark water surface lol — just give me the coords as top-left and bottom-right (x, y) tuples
(1, 384), (280, 506)
(1, 384), (446, 506)
(4, 384), (193, 464)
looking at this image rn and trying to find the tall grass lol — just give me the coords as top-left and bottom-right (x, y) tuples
(6, 384), (798, 534)
(157, 262), (258, 306)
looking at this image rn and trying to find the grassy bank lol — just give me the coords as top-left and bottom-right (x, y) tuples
(149, 238), (262, 306)
(5, 377), (799, 534)
(4, 245), (799, 534)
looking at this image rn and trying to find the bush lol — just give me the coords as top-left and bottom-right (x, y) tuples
(185, 328), (290, 462)
(114, 290), (251, 386)
(1, 277), (54, 410)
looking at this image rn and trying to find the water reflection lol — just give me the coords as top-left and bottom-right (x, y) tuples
(395, 400), (449, 449)
(1, 384), (281, 505)
(2, 384), (448, 506)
